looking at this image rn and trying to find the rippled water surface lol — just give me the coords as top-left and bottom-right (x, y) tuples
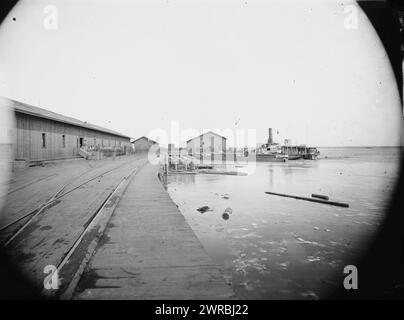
(165, 147), (402, 299)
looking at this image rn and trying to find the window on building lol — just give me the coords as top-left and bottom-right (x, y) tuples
(62, 135), (66, 148)
(42, 133), (46, 148)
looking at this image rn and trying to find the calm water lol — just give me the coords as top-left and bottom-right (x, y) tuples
(165, 147), (402, 299)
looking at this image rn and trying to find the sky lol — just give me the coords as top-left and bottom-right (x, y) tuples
(0, 0), (403, 147)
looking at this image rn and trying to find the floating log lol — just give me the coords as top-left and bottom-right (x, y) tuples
(311, 194), (329, 201)
(198, 165), (213, 169)
(167, 171), (196, 175)
(198, 170), (247, 176)
(265, 191), (349, 208)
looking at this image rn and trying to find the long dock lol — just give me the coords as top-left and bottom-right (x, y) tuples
(75, 162), (235, 299)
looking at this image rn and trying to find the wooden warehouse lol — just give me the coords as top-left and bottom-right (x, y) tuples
(186, 131), (227, 161)
(6, 98), (132, 162)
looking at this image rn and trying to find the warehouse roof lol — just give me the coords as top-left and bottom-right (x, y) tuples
(5, 98), (131, 139)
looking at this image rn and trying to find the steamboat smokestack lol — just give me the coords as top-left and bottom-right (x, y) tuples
(267, 128), (273, 145)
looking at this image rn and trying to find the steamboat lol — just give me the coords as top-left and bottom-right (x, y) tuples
(256, 128), (320, 162)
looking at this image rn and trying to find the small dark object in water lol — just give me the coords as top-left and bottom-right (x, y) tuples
(311, 194), (329, 201)
(222, 196), (230, 199)
(197, 206), (211, 213)
(222, 207), (232, 220)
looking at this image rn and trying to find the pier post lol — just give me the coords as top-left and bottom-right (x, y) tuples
(200, 135), (203, 165)
(222, 137), (226, 163)
(211, 136), (214, 165)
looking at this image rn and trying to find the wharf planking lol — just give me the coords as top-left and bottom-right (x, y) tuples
(75, 163), (235, 299)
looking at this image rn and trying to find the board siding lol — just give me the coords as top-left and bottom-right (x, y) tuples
(14, 112), (131, 161)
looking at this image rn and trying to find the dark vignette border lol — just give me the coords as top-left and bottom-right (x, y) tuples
(0, 0), (403, 300)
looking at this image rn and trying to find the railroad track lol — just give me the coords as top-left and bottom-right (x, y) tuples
(0, 174), (57, 198)
(0, 157), (144, 248)
(1, 159), (102, 199)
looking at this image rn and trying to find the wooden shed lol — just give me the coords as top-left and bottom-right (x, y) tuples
(5, 98), (132, 162)
(133, 136), (158, 153)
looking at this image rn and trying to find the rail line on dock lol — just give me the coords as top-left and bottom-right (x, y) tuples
(0, 174), (58, 198)
(43, 165), (139, 298)
(0, 157), (144, 248)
